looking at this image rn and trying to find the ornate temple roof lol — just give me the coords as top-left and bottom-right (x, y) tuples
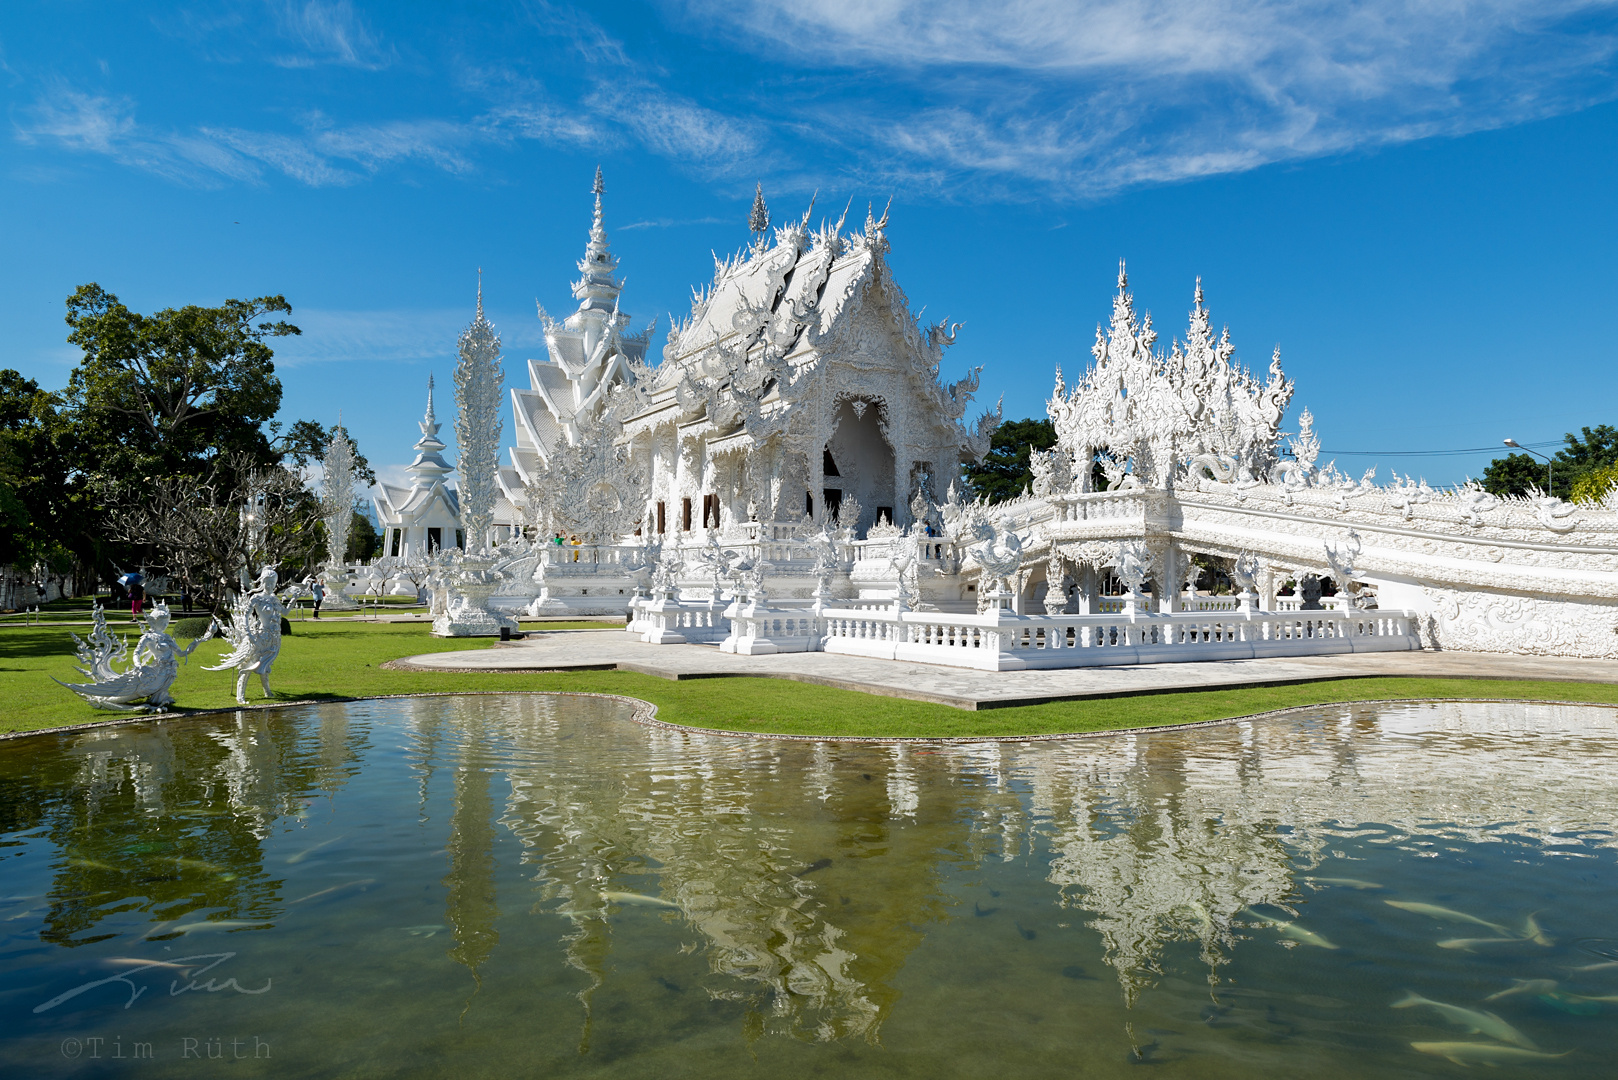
(624, 197), (995, 461)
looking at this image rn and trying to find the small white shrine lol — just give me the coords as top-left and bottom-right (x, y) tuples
(374, 377), (465, 559)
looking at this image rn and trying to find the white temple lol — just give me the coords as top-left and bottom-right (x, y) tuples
(374, 376), (465, 559)
(361, 169), (1618, 660)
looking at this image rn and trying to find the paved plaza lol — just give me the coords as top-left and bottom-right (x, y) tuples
(389, 628), (1618, 710)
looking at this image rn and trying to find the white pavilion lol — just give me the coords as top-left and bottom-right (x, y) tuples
(374, 376), (465, 558)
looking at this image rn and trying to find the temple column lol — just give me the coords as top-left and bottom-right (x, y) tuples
(1075, 563), (1094, 614)
(809, 443), (825, 525)
(1165, 545), (1182, 613)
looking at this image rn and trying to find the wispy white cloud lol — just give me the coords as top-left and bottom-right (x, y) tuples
(15, 89), (136, 155)
(18, 2), (1618, 200)
(204, 127), (355, 185)
(588, 80), (763, 173)
(269, 0), (396, 69)
(307, 115), (475, 174)
(619, 216), (729, 230)
(14, 83), (495, 188)
(461, 67), (609, 146)
(272, 307), (548, 368)
(13, 87), (264, 185)
(682, 0), (1618, 197)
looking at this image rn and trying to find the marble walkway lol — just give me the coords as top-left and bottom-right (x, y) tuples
(389, 629), (1618, 710)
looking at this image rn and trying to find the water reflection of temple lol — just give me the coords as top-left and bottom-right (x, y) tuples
(1022, 702), (1618, 1003)
(18, 696), (1618, 1039)
(486, 697), (966, 1043)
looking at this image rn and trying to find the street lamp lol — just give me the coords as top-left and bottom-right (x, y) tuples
(1503, 438), (1553, 495)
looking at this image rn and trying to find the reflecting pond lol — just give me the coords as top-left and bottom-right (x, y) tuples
(2, 695), (1617, 1077)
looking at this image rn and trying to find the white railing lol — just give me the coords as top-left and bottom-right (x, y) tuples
(816, 605), (1417, 671)
(627, 596), (728, 644)
(720, 603), (822, 655)
(1183, 596), (1240, 612)
(1047, 490), (1149, 524)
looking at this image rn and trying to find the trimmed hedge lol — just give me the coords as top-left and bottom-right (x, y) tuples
(170, 617), (213, 640)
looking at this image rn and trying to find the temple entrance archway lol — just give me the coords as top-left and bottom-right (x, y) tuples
(824, 398), (896, 537)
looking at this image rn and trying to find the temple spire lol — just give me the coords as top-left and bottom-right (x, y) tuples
(572, 166), (622, 319)
(476, 267), (484, 319)
(409, 374), (452, 482)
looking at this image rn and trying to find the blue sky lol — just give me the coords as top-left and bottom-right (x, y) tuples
(5, 0), (1618, 495)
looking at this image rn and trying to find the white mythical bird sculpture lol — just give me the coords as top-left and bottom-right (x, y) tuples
(56, 602), (215, 711)
(971, 518), (1026, 601)
(206, 565), (289, 704)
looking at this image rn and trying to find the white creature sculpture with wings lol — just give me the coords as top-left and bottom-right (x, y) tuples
(206, 565), (289, 704)
(55, 601), (215, 711)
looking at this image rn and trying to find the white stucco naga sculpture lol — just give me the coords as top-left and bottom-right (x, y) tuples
(206, 566), (289, 704)
(56, 602), (215, 711)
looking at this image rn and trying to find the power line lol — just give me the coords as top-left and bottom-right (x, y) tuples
(1318, 440), (1561, 458)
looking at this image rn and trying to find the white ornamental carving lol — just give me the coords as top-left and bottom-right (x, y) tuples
(1048, 266), (1293, 493)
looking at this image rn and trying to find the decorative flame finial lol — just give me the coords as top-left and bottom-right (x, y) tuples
(749, 182), (770, 235)
(476, 267), (484, 318)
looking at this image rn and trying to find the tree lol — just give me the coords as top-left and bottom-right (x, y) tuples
(1481, 453), (1549, 498)
(963, 418), (1056, 503)
(62, 284), (300, 486)
(1555, 425), (1618, 485)
(0, 370), (95, 586)
(346, 511), (382, 561)
(275, 418), (376, 484)
(1481, 425), (1618, 500)
(1572, 460), (1618, 503)
(105, 452), (320, 612)
(0, 370), (47, 567)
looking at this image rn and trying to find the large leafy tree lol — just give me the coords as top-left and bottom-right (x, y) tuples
(964, 418), (1057, 503)
(0, 369), (86, 585)
(1481, 453), (1550, 499)
(62, 284), (300, 485)
(53, 286), (304, 590)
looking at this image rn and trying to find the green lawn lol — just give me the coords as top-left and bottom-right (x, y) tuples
(5, 619), (1618, 740)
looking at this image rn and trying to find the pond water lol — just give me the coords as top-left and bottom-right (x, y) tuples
(2, 695), (1617, 1078)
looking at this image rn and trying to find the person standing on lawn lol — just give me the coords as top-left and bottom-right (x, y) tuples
(311, 578), (325, 618)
